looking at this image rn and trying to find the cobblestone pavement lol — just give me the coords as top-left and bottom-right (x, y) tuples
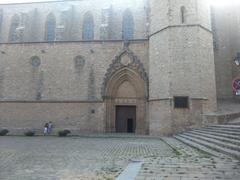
(136, 138), (240, 180)
(0, 136), (240, 180)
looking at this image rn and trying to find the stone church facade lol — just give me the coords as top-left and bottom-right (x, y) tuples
(0, 0), (239, 135)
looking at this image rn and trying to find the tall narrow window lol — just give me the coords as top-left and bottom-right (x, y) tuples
(57, 9), (71, 41)
(9, 14), (20, 42)
(122, 9), (134, 40)
(45, 13), (56, 41)
(100, 7), (112, 40)
(181, 6), (186, 24)
(82, 12), (94, 40)
(0, 9), (3, 32)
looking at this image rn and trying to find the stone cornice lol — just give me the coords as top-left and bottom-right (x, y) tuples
(149, 24), (212, 39)
(0, 100), (104, 103)
(0, 39), (148, 45)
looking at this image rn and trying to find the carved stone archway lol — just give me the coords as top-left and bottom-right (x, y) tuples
(102, 48), (149, 134)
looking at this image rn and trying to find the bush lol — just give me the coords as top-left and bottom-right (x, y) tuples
(24, 131), (35, 136)
(63, 129), (71, 134)
(58, 129), (71, 137)
(0, 129), (9, 136)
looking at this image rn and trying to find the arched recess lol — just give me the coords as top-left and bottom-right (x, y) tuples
(102, 48), (148, 134)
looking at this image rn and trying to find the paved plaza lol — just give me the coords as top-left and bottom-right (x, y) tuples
(0, 136), (240, 180)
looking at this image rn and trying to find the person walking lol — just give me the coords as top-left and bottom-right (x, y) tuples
(44, 122), (48, 136)
(48, 121), (53, 134)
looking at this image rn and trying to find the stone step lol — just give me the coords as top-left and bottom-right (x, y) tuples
(206, 126), (240, 132)
(203, 126), (240, 132)
(199, 128), (240, 136)
(228, 122), (240, 125)
(192, 129), (240, 140)
(174, 135), (225, 157)
(187, 131), (240, 146)
(182, 132), (240, 152)
(209, 124), (240, 129)
(228, 118), (240, 125)
(228, 121), (240, 125)
(175, 134), (240, 159)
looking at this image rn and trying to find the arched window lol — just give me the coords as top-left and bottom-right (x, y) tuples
(45, 13), (56, 41)
(82, 12), (94, 40)
(9, 14), (20, 42)
(181, 6), (187, 24)
(122, 9), (134, 40)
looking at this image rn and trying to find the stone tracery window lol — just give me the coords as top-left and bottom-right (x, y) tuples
(122, 9), (134, 40)
(9, 14), (20, 42)
(45, 13), (56, 41)
(82, 12), (94, 40)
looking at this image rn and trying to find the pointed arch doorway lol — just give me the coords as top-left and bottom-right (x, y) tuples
(102, 48), (148, 134)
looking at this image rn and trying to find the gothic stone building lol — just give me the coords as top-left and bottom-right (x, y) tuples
(0, 0), (239, 135)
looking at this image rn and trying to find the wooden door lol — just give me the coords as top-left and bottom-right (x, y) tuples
(116, 106), (136, 133)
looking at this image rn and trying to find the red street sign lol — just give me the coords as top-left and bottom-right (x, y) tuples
(232, 77), (240, 93)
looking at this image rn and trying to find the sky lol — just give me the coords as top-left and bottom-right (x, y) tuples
(0, 0), (55, 3)
(0, 0), (240, 6)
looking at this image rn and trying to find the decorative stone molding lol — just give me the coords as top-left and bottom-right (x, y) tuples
(102, 47), (149, 98)
(114, 98), (137, 104)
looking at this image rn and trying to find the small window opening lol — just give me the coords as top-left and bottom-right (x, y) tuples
(174, 96), (189, 108)
(181, 6), (186, 24)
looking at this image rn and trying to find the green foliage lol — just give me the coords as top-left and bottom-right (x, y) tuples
(0, 129), (9, 136)
(24, 131), (35, 136)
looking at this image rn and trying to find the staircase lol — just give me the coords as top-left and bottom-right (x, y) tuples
(228, 118), (240, 125)
(174, 124), (240, 159)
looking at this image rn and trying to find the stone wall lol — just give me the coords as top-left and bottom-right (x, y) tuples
(0, 41), (148, 101)
(0, 40), (149, 133)
(0, 102), (105, 134)
(149, 0), (217, 135)
(212, 7), (234, 99)
(229, 6), (240, 100)
(212, 5), (240, 100)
